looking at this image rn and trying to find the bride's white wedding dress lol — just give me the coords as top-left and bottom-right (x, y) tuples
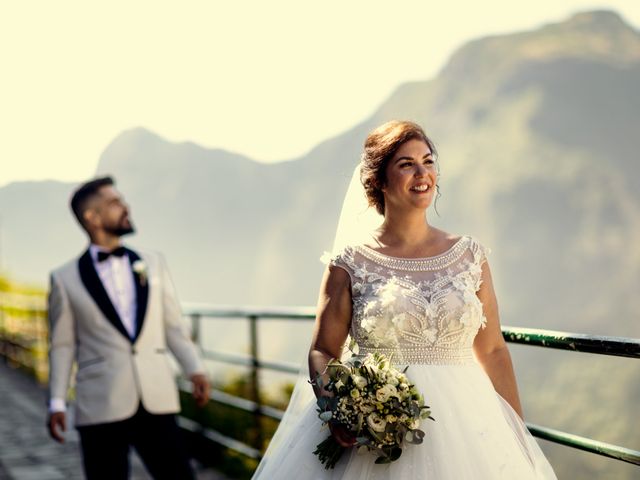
(253, 235), (557, 479)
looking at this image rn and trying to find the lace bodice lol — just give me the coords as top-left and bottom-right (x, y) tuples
(328, 235), (490, 365)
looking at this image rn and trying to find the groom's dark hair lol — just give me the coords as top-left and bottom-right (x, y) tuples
(70, 176), (115, 228)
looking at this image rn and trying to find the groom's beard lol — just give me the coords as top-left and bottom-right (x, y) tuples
(104, 216), (135, 237)
(109, 225), (135, 237)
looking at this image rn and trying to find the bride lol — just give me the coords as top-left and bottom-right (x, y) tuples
(252, 120), (557, 479)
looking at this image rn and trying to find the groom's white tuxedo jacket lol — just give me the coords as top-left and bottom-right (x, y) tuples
(47, 246), (204, 427)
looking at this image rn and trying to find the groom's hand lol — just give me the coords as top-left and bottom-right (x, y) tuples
(47, 412), (66, 443)
(190, 373), (210, 407)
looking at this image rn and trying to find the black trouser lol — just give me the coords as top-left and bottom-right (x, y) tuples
(77, 404), (194, 480)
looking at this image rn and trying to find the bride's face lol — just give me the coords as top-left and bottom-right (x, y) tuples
(382, 139), (437, 214)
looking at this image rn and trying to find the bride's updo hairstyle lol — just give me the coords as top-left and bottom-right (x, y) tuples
(360, 120), (437, 215)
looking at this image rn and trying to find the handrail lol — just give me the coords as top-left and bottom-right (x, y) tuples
(182, 303), (316, 319)
(527, 423), (640, 466)
(503, 327), (640, 358)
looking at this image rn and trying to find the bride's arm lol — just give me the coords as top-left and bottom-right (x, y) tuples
(308, 264), (355, 447)
(308, 265), (352, 396)
(472, 260), (525, 419)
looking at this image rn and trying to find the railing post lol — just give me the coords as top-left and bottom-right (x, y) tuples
(248, 315), (263, 451)
(190, 313), (202, 348)
(33, 305), (47, 383)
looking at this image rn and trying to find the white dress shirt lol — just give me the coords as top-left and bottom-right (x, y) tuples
(88, 244), (137, 338)
(49, 244), (138, 413)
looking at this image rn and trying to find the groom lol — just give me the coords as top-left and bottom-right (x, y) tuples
(46, 176), (210, 479)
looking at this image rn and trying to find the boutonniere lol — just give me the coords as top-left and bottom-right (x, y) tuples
(132, 260), (148, 287)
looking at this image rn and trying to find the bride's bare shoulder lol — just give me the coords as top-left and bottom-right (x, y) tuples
(430, 228), (464, 249)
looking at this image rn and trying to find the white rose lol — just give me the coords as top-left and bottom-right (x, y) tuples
(375, 384), (398, 403)
(366, 412), (387, 433)
(352, 375), (368, 389)
(132, 260), (148, 285)
(132, 260), (147, 275)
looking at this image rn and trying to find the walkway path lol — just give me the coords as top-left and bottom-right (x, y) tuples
(0, 361), (230, 480)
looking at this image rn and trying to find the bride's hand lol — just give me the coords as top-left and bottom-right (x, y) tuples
(329, 422), (357, 447)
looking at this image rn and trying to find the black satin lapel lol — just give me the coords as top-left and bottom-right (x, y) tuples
(78, 250), (132, 342)
(127, 248), (149, 342)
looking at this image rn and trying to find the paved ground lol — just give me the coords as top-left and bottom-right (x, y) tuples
(0, 361), (230, 480)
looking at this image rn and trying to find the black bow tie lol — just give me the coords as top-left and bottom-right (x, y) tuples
(97, 246), (127, 262)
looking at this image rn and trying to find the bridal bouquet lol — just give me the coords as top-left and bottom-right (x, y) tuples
(312, 353), (434, 469)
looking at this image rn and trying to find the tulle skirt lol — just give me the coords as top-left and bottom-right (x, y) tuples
(252, 361), (557, 479)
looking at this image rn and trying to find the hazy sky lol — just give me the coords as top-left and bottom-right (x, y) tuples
(1, 1), (638, 187)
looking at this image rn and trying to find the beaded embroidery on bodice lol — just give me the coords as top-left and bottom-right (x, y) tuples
(329, 235), (490, 365)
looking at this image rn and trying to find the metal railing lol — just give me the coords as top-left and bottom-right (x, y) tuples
(180, 304), (640, 467)
(0, 297), (638, 467)
(179, 305), (316, 459)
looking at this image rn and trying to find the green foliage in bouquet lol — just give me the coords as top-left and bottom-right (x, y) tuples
(313, 353), (434, 469)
